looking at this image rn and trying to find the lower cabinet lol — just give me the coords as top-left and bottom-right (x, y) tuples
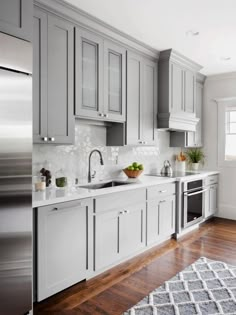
(94, 189), (146, 271)
(37, 198), (93, 301)
(205, 184), (218, 218)
(147, 195), (176, 246)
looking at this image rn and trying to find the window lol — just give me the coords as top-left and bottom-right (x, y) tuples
(217, 99), (236, 167)
(225, 109), (236, 160)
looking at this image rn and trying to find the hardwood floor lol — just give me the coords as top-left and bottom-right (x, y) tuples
(34, 218), (236, 314)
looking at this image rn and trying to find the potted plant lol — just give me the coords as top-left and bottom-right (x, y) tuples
(185, 148), (205, 171)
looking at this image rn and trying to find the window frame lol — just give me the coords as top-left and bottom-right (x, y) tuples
(217, 98), (236, 167)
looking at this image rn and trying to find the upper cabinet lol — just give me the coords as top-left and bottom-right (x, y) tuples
(75, 28), (126, 122)
(33, 9), (75, 144)
(0, 0), (33, 41)
(158, 49), (202, 132)
(169, 73), (205, 148)
(126, 51), (157, 145)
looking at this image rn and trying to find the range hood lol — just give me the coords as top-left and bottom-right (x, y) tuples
(157, 49), (202, 132)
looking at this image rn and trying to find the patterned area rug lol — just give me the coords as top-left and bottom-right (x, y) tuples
(124, 257), (236, 315)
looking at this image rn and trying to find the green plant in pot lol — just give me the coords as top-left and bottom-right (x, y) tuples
(185, 148), (205, 171)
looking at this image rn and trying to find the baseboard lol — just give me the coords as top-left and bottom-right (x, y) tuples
(217, 204), (236, 220)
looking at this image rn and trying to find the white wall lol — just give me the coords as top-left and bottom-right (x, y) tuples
(203, 72), (236, 220)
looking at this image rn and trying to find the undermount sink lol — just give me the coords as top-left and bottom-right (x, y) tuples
(79, 180), (133, 190)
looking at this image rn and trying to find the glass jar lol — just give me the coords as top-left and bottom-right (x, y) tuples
(33, 175), (46, 191)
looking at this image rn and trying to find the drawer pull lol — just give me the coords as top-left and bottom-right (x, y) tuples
(52, 207), (58, 211)
(159, 190), (167, 193)
(159, 200), (166, 203)
(119, 211), (125, 215)
(124, 210), (130, 214)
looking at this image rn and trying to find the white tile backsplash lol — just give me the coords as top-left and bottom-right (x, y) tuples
(33, 122), (179, 185)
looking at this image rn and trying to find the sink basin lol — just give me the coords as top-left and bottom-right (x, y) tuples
(79, 180), (133, 190)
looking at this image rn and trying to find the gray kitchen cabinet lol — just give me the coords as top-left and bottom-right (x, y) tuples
(158, 49), (201, 131)
(37, 198), (93, 301)
(169, 73), (205, 148)
(205, 175), (218, 218)
(75, 29), (126, 122)
(75, 28), (104, 119)
(94, 189), (146, 271)
(104, 40), (126, 122)
(33, 10), (75, 144)
(126, 51), (157, 145)
(0, 0), (33, 41)
(147, 190), (176, 246)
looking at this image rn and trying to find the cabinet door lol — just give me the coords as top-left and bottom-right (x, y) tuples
(204, 188), (210, 218)
(126, 51), (143, 145)
(75, 28), (104, 119)
(47, 15), (74, 144)
(195, 82), (203, 146)
(94, 209), (120, 271)
(142, 58), (157, 145)
(0, 0), (32, 41)
(184, 69), (195, 114)
(104, 41), (126, 122)
(119, 203), (146, 258)
(209, 184), (218, 216)
(147, 196), (175, 244)
(170, 62), (184, 113)
(37, 199), (93, 301)
(33, 10), (48, 143)
(158, 196), (176, 239)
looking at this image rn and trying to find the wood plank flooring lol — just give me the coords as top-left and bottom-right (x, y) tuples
(34, 218), (236, 314)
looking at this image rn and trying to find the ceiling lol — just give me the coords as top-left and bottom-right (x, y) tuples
(64, 0), (236, 76)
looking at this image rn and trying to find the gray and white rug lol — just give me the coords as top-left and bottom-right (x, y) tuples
(124, 257), (236, 315)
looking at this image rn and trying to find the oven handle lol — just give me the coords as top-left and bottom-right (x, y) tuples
(184, 189), (207, 197)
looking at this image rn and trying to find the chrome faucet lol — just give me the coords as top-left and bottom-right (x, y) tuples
(88, 149), (104, 182)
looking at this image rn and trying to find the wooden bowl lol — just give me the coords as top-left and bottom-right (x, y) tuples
(123, 168), (143, 178)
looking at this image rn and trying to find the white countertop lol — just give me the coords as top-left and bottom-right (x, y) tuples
(33, 170), (219, 208)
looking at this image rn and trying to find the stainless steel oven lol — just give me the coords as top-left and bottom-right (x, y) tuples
(182, 179), (207, 228)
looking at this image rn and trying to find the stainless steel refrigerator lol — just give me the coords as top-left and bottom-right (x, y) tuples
(0, 32), (32, 314)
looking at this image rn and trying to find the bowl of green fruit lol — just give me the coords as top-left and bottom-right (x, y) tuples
(123, 162), (144, 178)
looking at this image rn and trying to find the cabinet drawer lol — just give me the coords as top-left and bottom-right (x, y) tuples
(147, 183), (175, 200)
(40, 199), (92, 212)
(205, 175), (218, 186)
(94, 189), (146, 213)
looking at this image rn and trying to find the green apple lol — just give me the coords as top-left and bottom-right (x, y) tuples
(138, 164), (144, 170)
(132, 162), (139, 168)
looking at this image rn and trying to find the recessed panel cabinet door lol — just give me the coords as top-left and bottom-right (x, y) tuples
(147, 196), (175, 245)
(158, 196), (176, 238)
(170, 62), (184, 113)
(184, 69), (195, 114)
(195, 81), (203, 146)
(126, 51), (142, 145)
(37, 199), (93, 301)
(209, 184), (218, 216)
(47, 16), (74, 144)
(104, 41), (126, 122)
(94, 210), (119, 271)
(142, 59), (157, 145)
(119, 203), (146, 258)
(0, 0), (32, 41)
(33, 10), (47, 143)
(75, 28), (104, 119)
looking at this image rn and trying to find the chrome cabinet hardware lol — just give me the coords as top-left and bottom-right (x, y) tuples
(104, 113), (108, 118)
(52, 207), (58, 211)
(42, 137), (48, 142)
(99, 113), (104, 117)
(49, 137), (55, 142)
(159, 200), (166, 203)
(159, 190), (167, 193)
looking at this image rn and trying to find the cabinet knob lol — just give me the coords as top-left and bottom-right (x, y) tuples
(42, 137), (48, 142)
(49, 137), (55, 142)
(119, 211), (124, 215)
(104, 113), (109, 118)
(159, 190), (167, 193)
(99, 113), (104, 117)
(52, 207), (58, 211)
(124, 209), (130, 214)
(159, 200), (166, 204)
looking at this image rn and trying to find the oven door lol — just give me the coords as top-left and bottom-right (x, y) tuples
(183, 188), (207, 228)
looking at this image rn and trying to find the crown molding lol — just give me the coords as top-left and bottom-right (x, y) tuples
(34, 0), (159, 59)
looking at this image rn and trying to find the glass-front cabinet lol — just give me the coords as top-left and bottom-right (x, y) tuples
(75, 29), (126, 122)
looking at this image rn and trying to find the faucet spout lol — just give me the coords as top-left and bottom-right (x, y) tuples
(88, 149), (104, 183)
